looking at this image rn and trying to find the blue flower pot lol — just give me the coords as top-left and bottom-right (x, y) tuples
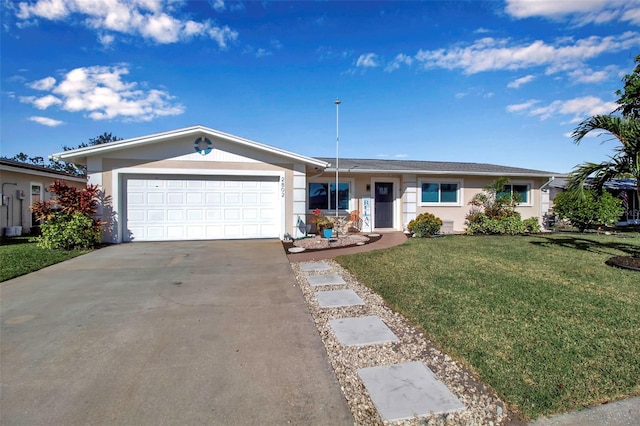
(323, 228), (334, 238)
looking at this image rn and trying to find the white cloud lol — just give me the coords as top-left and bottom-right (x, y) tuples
(413, 32), (640, 76)
(509, 96), (618, 122)
(20, 64), (184, 122)
(507, 74), (535, 88)
(212, 0), (226, 12)
(356, 53), (379, 68)
(28, 76), (56, 90)
(385, 53), (413, 72)
(14, 0), (239, 47)
(505, 0), (640, 26)
(567, 65), (618, 83)
(98, 33), (115, 47)
(506, 99), (539, 112)
(29, 116), (63, 126)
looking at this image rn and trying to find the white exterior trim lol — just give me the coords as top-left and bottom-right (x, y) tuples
(111, 167), (285, 243)
(417, 178), (464, 207)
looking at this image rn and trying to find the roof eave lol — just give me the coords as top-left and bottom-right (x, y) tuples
(322, 167), (556, 177)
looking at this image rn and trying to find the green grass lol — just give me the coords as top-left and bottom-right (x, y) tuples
(336, 233), (640, 420)
(0, 237), (90, 282)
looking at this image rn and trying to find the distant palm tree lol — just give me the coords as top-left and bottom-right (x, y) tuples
(568, 115), (640, 209)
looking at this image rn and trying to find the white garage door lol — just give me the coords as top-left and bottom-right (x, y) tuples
(125, 176), (279, 241)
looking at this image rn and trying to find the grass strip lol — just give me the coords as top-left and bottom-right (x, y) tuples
(0, 238), (89, 282)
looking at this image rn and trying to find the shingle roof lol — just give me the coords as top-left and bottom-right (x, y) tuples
(314, 157), (557, 176)
(0, 158), (83, 178)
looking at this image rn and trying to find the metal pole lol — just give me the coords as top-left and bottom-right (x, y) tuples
(334, 98), (341, 221)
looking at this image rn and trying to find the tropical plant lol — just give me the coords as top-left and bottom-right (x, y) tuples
(567, 115), (640, 212)
(31, 180), (102, 250)
(469, 177), (521, 220)
(552, 189), (624, 232)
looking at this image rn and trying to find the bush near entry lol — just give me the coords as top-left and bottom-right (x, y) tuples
(407, 212), (443, 237)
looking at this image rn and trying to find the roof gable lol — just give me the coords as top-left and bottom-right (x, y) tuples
(51, 125), (328, 168)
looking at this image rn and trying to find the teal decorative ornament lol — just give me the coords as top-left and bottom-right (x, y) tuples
(194, 137), (213, 155)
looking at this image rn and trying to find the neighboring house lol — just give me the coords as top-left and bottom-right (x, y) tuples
(51, 125), (557, 243)
(0, 159), (86, 235)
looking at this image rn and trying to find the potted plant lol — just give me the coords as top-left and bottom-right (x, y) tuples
(310, 208), (336, 238)
(322, 221), (334, 238)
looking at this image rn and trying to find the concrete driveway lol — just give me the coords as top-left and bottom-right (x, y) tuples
(1, 240), (352, 425)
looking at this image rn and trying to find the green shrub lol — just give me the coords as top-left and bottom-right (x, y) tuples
(465, 214), (530, 235)
(407, 212), (443, 237)
(522, 217), (541, 233)
(36, 213), (100, 250)
(552, 190), (624, 232)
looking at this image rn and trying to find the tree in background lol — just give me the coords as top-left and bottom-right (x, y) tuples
(568, 55), (640, 212)
(616, 54), (640, 119)
(2, 132), (122, 176)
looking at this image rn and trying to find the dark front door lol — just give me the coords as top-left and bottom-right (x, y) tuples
(374, 182), (394, 228)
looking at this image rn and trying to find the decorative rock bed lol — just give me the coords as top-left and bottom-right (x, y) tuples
(283, 233), (382, 253)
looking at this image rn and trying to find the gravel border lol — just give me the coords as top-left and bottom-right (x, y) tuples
(291, 259), (522, 426)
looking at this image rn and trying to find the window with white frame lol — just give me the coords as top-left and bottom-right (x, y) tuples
(419, 181), (461, 205)
(498, 183), (530, 204)
(308, 181), (350, 210)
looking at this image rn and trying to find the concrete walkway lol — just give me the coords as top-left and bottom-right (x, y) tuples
(1, 240), (352, 425)
(287, 231), (408, 262)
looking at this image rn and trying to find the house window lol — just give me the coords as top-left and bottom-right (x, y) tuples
(420, 182), (460, 204)
(308, 182), (350, 210)
(499, 184), (529, 204)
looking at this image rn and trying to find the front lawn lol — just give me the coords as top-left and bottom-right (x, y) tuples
(0, 237), (90, 282)
(336, 233), (640, 420)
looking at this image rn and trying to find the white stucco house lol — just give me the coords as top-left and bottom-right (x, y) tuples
(52, 125), (557, 243)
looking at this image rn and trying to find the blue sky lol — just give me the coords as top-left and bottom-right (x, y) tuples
(2, 0), (639, 173)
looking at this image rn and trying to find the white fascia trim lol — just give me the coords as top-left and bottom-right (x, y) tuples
(0, 164), (86, 182)
(52, 125), (328, 168)
(111, 167), (287, 243)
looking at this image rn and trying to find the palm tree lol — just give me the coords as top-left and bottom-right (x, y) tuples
(568, 115), (640, 211)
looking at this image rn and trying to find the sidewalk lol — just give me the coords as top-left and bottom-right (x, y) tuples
(286, 231), (408, 262)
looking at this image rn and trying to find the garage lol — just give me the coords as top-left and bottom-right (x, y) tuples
(124, 176), (280, 241)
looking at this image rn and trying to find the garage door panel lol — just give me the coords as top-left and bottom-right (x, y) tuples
(126, 177), (279, 241)
(147, 210), (164, 221)
(186, 209), (203, 220)
(206, 193), (222, 203)
(167, 193), (184, 204)
(147, 193), (164, 204)
(186, 193), (202, 204)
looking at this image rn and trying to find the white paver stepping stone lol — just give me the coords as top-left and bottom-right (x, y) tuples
(316, 289), (365, 308)
(299, 262), (332, 272)
(358, 362), (465, 422)
(329, 315), (398, 346)
(306, 273), (346, 287)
